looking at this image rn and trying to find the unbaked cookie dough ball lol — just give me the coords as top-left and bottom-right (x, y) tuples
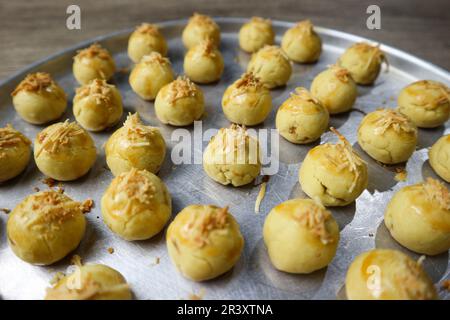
(101, 168), (171, 241)
(34, 121), (97, 181)
(310, 65), (357, 114)
(429, 134), (450, 182)
(222, 72), (272, 126)
(384, 178), (450, 255)
(128, 23), (168, 63)
(73, 79), (123, 132)
(247, 45), (292, 89)
(397, 80), (450, 128)
(0, 124), (31, 182)
(105, 113), (166, 176)
(263, 199), (339, 274)
(299, 128), (368, 206)
(167, 205), (244, 281)
(203, 125), (261, 187)
(154, 77), (204, 126)
(11, 72), (67, 124)
(182, 13), (220, 49)
(129, 52), (174, 101)
(46, 263), (132, 300)
(358, 108), (417, 164)
(346, 249), (437, 300)
(338, 42), (386, 85)
(7, 190), (86, 265)
(238, 17), (275, 53)
(73, 43), (116, 85)
(275, 87), (329, 144)
(281, 20), (322, 63)
(184, 40), (224, 84)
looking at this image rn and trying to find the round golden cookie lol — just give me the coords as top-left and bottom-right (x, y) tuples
(129, 52), (174, 101)
(384, 178), (450, 255)
(182, 13), (220, 49)
(281, 20), (322, 63)
(105, 113), (166, 176)
(310, 65), (357, 114)
(357, 108), (417, 164)
(7, 190), (86, 265)
(73, 44), (116, 85)
(338, 42), (386, 85)
(0, 124), (31, 182)
(128, 23), (168, 63)
(299, 128), (368, 206)
(101, 168), (172, 241)
(11, 72), (67, 125)
(34, 121), (97, 181)
(203, 125), (261, 187)
(166, 205), (244, 281)
(184, 40), (224, 84)
(238, 17), (274, 53)
(247, 45), (292, 89)
(429, 134), (450, 182)
(275, 87), (329, 144)
(345, 249), (437, 300)
(46, 262), (131, 300)
(222, 72), (272, 126)
(398, 80), (450, 128)
(73, 79), (123, 132)
(154, 77), (205, 126)
(263, 198), (339, 274)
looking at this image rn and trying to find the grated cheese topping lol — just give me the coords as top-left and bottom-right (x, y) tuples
(167, 76), (198, 104)
(289, 87), (320, 104)
(373, 108), (417, 135)
(293, 19), (314, 34)
(234, 72), (264, 91)
(395, 257), (436, 300)
(114, 168), (157, 204)
(0, 124), (30, 148)
(123, 113), (160, 145)
(75, 43), (111, 60)
(294, 202), (335, 244)
(254, 182), (267, 213)
(352, 42), (388, 72)
(11, 72), (55, 96)
(422, 177), (450, 210)
(327, 64), (352, 83)
(190, 13), (218, 28)
(140, 51), (170, 65)
(75, 79), (114, 105)
(35, 120), (85, 157)
(135, 23), (160, 36)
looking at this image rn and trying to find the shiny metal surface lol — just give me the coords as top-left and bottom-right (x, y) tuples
(0, 18), (449, 300)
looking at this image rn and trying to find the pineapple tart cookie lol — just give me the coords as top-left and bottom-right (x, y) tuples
(0, 124), (31, 182)
(73, 43), (116, 85)
(166, 205), (244, 281)
(12, 72), (67, 124)
(182, 13), (220, 49)
(263, 199), (339, 274)
(128, 23), (168, 63)
(429, 134), (450, 182)
(184, 40), (224, 84)
(238, 17), (275, 53)
(281, 20), (322, 63)
(105, 113), (166, 176)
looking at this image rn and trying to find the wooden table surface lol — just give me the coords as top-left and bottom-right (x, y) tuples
(0, 0), (449, 80)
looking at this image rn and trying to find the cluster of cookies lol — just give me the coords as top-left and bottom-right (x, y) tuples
(1, 13), (449, 300)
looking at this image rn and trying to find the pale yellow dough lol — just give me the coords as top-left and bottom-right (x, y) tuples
(358, 108), (417, 164)
(184, 40), (224, 84)
(338, 42), (386, 85)
(263, 199), (339, 274)
(154, 77), (205, 126)
(238, 17), (274, 53)
(247, 45), (292, 89)
(166, 205), (244, 281)
(222, 72), (272, 126)
(73, 79), (123, 132)
(129, 52), (174, 100)
(299, 129), (368, 206)
(46, 263), (132, 300)
(105, 113), (166, 176)
(429, 134), (450, 182)
(182, 13), (220, 49)
(384, 178), (450, 255)
(0, 124), (31, 182)
(101, 168), (172, 241)
(345, 249), (437, 300)
(281, 20), (322, 63)
(398, 80), (450, 128)
(34, 121), (97, 181)
(275, 87), (329, 144)
(203, 125), (261, 187)
(73, 44), (116, 85)
(7, 190), (86, 265)
(128, 23), (168, 63)
(310, 65), (357, 114)
(12, 72), (67, 124)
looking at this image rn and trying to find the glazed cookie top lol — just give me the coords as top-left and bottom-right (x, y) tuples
(74, 79), (117, 104)
(74, 43), (112, 61)
(120, 113), (163, 145)
(402, 80), (449, 109)
(189, 39), (220, 57)
(165, 76), (200, 103)
(422, 178), (450, 211)
(11, 72), (65, 98)
(139, 51), (170, 66)
(188, 13), (219, 30)
(344, 42), (386, 63)
(254, 45), (289, 60)
(327, 64), (353, 83)
(134, 23), (161, 35)
(280, 87), (324, 115)
(290, 20), (315, 34)
(0, 124), (31, 149)
(232, 72), (265, 93)
(366, 108), (417, 136)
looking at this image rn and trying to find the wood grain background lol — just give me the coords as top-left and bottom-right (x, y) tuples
(0, 0), (449, 80)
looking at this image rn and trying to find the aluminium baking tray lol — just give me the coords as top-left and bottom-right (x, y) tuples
(0, 17), (449, 300)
